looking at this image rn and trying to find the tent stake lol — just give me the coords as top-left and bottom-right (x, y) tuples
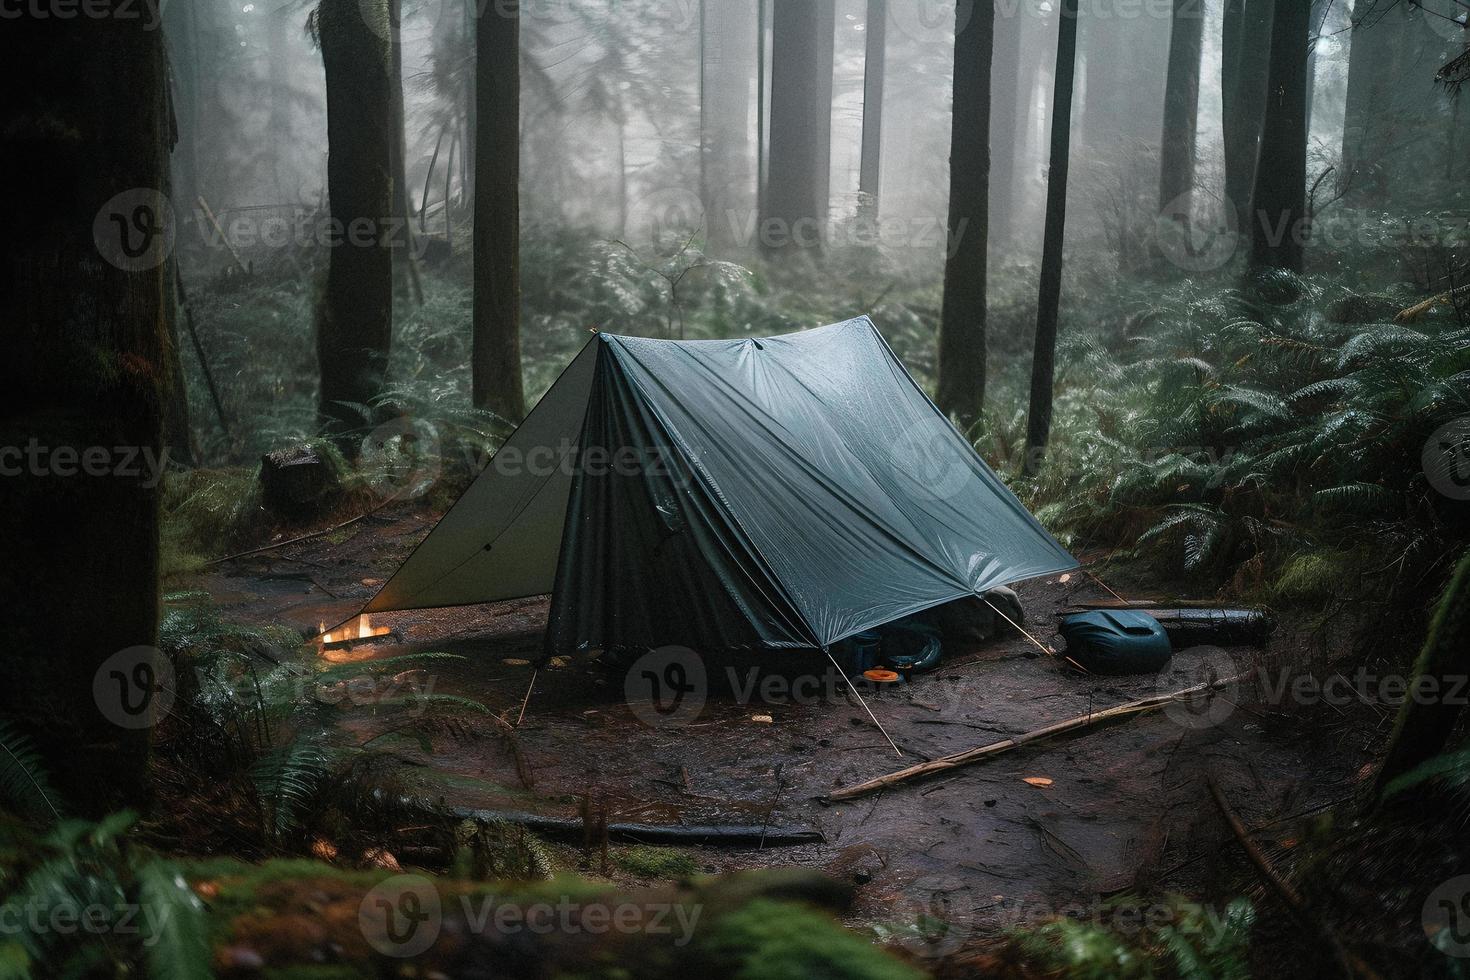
(515, 669), (537, 727)
(826, 651), (903, 758)
(981, 596), (1056, 657)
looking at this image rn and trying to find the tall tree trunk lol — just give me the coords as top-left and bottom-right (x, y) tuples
(936, 0), (995, 429)
(317, 0), (395, 442)
(1222, 0), (1273, 234)
(0, 10), (171, 816)
(389, 0), (419, 298)
(762, 0), (835, 256)
(989, 5), (1022, 250)
(858, 0), (887, 215)
(1158, 0), (1205, 220)
(1248, 0), (1309, 272)
(1024, 0), (1080, 474)
(701, 0), (758, 253)
(1374, 550), (1470, 802)
(473, 0), (527, 421)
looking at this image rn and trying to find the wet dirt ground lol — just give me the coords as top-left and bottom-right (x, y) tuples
(193, 504), (1371, 954)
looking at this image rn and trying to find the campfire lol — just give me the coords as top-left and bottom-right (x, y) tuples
(317, 615), (392, 646)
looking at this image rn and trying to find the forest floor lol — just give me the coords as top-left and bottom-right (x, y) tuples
(189, 499), (1376, 963)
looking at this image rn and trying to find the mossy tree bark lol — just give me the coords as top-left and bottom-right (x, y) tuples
(1374, 550), (1470, 802)
(1024, 0), (1080, 474)
(472, 0), (527, 422)
(1247, 0), (1309, 272)
(936, 0), (995, 430)
(0, 10), (171, 816)
(317, 0), (395, 444)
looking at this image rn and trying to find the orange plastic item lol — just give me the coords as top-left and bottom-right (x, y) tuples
(862, 669), (901, 684)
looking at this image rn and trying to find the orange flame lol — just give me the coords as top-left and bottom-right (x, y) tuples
(319, 615), (390, 645)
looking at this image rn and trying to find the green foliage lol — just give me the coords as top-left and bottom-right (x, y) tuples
(1006, 896), (1255, 980)
(613, 846), (698, 880)
(0, 721), (63, 823)
(0, 814), (211, 979)
(702, 898), (924, 980)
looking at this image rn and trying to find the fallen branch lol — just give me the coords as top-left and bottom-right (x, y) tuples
(827, 671), (1253, 801)
(1396, 281), (1470, 323)
(206, 490), (404, 566)
(1207, 776), (1381, 980)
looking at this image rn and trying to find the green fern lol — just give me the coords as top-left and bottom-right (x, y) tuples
(0, 720), (62, 822)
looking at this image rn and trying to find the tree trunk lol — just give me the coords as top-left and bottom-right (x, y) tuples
(1024, 0), (1080, 474)
(1158, 0), (1205, 220)
(473, 0), (527, 421)
(762, 0), (835, 256)
(388, 0), (420, 298)
(858, 0), (886, 214)
(317, 0), (395, 443)
(936, 0), (995, 429)
(0, 11), (171, 816)
(701, 0), (758, 253)
(1374, 550), (1470, 801)
(989, 5), (1023, 250)
(1222, 0), (1273, 234)
(1248, 0), (1309, 272)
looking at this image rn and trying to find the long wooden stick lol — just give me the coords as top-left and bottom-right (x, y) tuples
(1207, 776), (1380, 980)
(827, 671), (1252, 801)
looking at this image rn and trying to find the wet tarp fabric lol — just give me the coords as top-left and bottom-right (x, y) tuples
(364, 317), (1079, 654)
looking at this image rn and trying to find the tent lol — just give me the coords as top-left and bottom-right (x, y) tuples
(361, 316), (1078, 655)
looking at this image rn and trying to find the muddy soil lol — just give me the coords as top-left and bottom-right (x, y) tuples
(192, 503), (1370, 956)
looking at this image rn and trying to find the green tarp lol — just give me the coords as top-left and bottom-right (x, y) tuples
(364, 316), (1078, 654)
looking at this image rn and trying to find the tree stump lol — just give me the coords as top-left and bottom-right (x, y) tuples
(259, 445), (343, 520)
